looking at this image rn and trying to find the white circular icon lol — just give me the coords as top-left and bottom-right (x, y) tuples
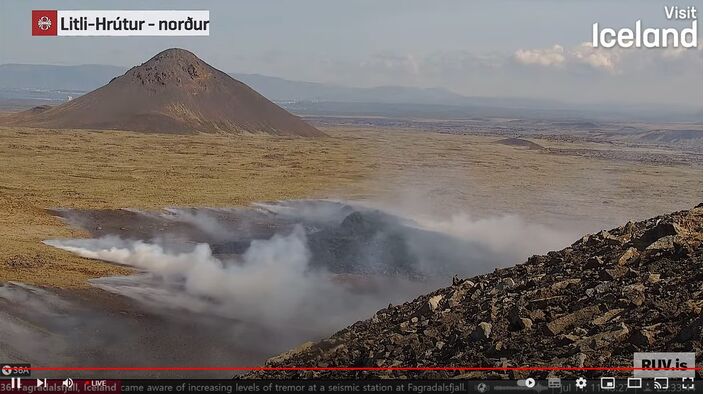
(1, 365), (11, 376)
(576, 377), (588, 389)
(38, 16), (52, 31)
(525, 378), (536, 388)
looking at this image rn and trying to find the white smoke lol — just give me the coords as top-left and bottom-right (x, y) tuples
(0, 281), (290, 376)
(414, 212), (577, 263)
(44, 225), (424, 334)
(40, 199), (586, 366)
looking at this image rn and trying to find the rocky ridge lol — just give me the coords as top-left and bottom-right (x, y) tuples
(245, 205), (703, 379)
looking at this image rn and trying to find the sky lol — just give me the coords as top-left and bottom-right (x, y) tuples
(0, 0), (701, 109)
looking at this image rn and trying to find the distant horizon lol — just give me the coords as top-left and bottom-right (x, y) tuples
(0, 60), (701, 116)
(1, 0), (701, 109)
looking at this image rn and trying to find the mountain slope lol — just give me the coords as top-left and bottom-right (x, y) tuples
(2, 49), (323, 136)
(245, 205), (703, 379)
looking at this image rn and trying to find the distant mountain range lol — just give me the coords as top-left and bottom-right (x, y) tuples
(0, 64), (126, 92)
(0, 63), (700, 122)
(0, 63), (522, 106)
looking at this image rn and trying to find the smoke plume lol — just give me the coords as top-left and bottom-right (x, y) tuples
(25, 200), (584, 375)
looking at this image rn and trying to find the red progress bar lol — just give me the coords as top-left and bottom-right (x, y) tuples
(26, 367), (703, 371)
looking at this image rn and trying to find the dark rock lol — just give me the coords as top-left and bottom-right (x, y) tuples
(617, 247), (639, 265)
(424, 295), (443, 313)
(647, 273), (661, 284)
(544, 305), (602, 335)
(518, 318), (533, 330)
(639, 221), (683, 247)
(529, 309), (546, 322)
(242, 205), (703, 380)
(600, 266), (628, 280)
(646, 236), (676, 251)
(497, 277), (515, 290)
(585, 256), (605, 269)
(592, 309), (623, 326)
(471, 322), (492, 341)
(622, 284), (646, 306)
(629, 329), (656, 347)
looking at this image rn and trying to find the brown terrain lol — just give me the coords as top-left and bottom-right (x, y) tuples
(0, 126), (700, 289)
(0, 122), (700, 380)
(0, 124), (700, 377)
(0, 48), (323, 136)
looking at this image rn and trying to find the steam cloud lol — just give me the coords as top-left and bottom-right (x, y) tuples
(46, 227), (415, 332)
(44, 201), (578, 333)
(25, 200), (582, 373)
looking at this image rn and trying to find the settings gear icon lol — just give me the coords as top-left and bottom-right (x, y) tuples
(575, 377), (588, 389)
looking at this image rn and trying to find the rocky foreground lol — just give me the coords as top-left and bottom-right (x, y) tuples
(245, 205), (702, 379)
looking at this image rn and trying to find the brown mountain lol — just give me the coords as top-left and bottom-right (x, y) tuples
(3, 48), (323, 136)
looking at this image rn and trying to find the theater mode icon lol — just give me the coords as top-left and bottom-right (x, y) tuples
(627, 378), (642, 389)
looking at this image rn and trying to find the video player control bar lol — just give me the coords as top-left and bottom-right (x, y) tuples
(0, 378), (702, 393)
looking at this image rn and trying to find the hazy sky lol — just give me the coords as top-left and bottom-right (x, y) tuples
(0, 0), (701, 108)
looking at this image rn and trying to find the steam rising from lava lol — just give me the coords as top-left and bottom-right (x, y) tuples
(33, 200), (580, 371)
(45, 201), (576, 333)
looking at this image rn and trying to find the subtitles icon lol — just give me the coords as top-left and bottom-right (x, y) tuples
(547, 378), (561, 388)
